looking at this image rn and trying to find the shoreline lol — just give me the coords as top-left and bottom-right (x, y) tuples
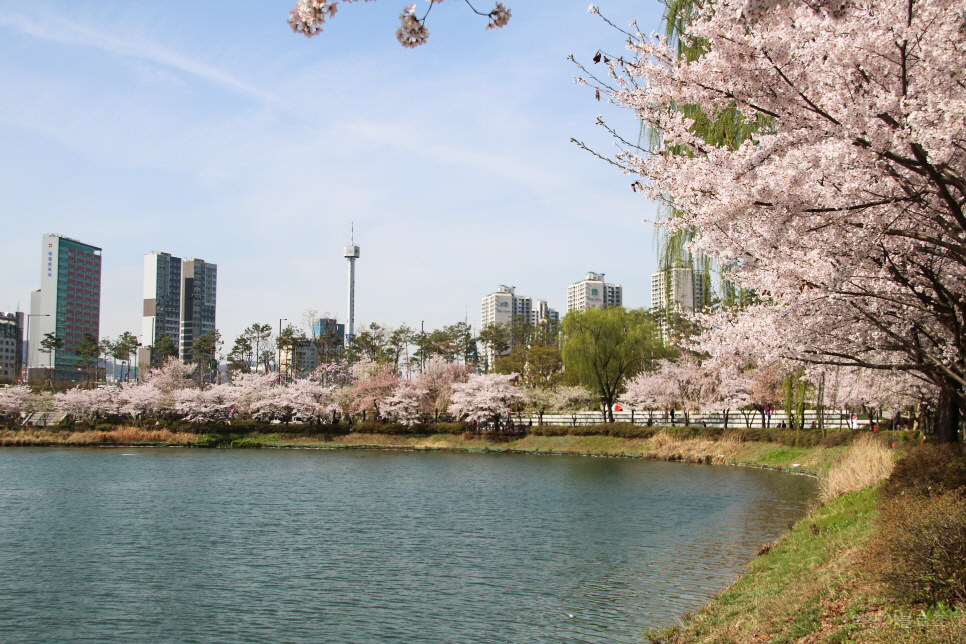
(0, 427), (851, 478)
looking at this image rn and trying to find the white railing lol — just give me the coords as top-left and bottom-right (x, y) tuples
(516, 409), (869, 429)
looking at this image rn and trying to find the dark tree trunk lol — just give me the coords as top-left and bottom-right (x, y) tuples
(935, 387), (961, 444)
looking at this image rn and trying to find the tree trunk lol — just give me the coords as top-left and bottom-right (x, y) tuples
(935, 387), (961, 444)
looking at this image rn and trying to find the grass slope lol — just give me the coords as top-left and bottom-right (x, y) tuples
(653, 485), (965, 643)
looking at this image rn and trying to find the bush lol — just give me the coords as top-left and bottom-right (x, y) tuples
(193, 434), (220, 448)
(882, 443), (966, 499)
(346, 421), (466, 435)
(864, 492), (966, 607)
(230, 438), (263, 449)
(426, 422), (465, 435)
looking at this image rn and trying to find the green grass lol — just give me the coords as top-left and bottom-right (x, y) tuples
(671, 488), (879, 642)
(756, 446), (815, 465)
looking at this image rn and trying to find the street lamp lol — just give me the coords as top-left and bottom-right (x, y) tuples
(22, 313), (50, 383)
(278, 318), (287, 383)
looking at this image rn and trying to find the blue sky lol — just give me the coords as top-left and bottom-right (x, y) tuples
(0, 0), (665, 345)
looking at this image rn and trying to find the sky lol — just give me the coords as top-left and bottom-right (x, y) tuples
(0, 0), (666, 346)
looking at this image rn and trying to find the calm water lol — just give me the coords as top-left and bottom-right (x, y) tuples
(0, 448), (816, 643)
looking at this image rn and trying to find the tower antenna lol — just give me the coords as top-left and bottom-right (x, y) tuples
(343, 226), (361, 346)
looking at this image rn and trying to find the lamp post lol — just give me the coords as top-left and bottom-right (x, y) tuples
(22, 313), (50, 383)
(278, 318), (287, 383)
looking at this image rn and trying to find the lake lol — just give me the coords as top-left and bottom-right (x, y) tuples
(0, 448), (816, 643)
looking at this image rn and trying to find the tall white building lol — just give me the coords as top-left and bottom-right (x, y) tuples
(567, 272), (622, 312)
(531, 299), (560, 326)
(480, 286), (559, 366)
(481, 286), (559, 329)
(650, 267), (707, 312)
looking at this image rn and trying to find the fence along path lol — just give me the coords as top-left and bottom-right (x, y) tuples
(518, 409), (868, 429)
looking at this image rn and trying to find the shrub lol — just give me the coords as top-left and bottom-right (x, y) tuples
(351, 420), (407, 434)
(230, 438), (263, 448)
(426, 422), (465, 435)
(345, 421), (466, 436)
(820, 434), (895, 499)
(882, 443), (966, 499)
(193, 434), (219, 448)
(864, 492), (966, 607)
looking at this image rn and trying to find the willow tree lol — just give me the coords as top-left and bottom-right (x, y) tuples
(587, 0), (765, 318)
(561, 307), (671, 422)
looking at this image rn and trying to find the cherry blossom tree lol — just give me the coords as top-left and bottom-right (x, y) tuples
(147, 358), (197, 394)
(448, 373), (521, 426)
(54, 388), (118, 424)
(552, 385), (595, 426)
(313, 360), (353, 387)
(620, 369), (671, 425)
(351, 361), (399, 421)
(521, 386), (555, 426)
(220, 372), (278, 418)
(381, 381), (427, 426)
(117, 382), (163, 423)
(287, 0), (510, 47)
(588, 0), (966, 441)
(0, 384), (35, 424)
(329, 385), (359, 423)
(417, 356), (473, 421)
(174, 386), (231, 424)
(248, 378), (334, 424)
(703, 365), (754, 429)
(281, 378), (336, 423)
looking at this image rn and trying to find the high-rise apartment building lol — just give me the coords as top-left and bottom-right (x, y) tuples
(567, 272), (622, 312)
(138, 253), (218, 372)
(28, 234), (102, 382)
(531, 299), (560, 326)
(0, 311), (24, 382)
(142, 252), (182, 358)
(480, 286), (559, 366)
(650, 267), (707, 312)
(481, 286), (560, 329)
(180, 258), (217, 362)
(481, 285), (517, 329)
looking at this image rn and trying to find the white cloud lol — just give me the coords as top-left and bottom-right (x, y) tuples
(0, 11), (274, 102)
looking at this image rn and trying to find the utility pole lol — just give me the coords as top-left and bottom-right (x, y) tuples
(278, 318), (286, 383)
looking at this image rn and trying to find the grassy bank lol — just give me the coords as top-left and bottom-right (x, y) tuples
(649, 441), (966, 644)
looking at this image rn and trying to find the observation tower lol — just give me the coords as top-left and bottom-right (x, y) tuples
(344, 226), (360, 342)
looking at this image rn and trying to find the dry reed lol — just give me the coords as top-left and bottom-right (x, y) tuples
(0, 426), (200, 446)
(643, 430), (745, 463)
(820, 434), (894, 499)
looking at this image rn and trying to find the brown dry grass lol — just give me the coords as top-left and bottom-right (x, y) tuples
(821, 434), (895, 499)
(642, 430), (746, 463)
(0, 426), (201, 446)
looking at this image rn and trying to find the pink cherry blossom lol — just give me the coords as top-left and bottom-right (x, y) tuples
(588, 0), (966, 440)
(448, 373), (521, 425)
(381, 381), (427, 425)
